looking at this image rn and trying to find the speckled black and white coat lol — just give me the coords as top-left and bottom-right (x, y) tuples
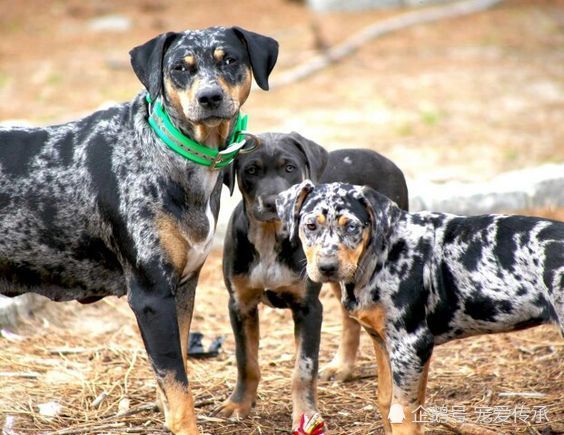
(277, 181), (563, 434)
(0, 96), (217, 301)
(0, 26), (278, 435)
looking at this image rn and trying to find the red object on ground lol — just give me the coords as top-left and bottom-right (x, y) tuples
(292, 413), (326, 435)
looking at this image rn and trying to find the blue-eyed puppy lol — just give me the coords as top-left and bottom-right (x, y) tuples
(277, 181), (563, 435)
(0, 26), (278, 435)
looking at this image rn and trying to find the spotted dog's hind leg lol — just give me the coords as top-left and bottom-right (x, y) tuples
(319, 282), (361, 382)
(288, 279), (324, 430)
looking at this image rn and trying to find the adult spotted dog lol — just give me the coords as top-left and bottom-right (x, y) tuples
(0, 26), (278, 435)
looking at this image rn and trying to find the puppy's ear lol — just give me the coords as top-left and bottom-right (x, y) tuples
(276, 180), (315, 241)
(222, 159), (238, 196)
(130, 32), (179, 101)
(356, 186), (398, 249)
(232, 27), (279, 90)
(288, 132), (328, 182)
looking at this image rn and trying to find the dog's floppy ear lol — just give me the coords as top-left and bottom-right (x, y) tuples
(232, 27), (279, 91)
(288, 132), (328, 182)
(130, 32), (180, 101)
(276, 179), (315, 241)
(356, 186), (397, 250)
(222, 160), (238, 196)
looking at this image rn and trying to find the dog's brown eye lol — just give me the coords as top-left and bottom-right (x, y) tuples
(245, 166), (257, 175)
(173, 64), (187, 72)
(285, 164), (296, 173)
(224, 57), (237, 66)
(306, 223), (317, 231)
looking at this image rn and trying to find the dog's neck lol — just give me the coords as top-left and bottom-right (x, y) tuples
(167, 109), (237, 149)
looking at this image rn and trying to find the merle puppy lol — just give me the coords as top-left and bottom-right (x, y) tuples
(217, 132), (408, 431)
(277, 181), (563, 435)
(0, 26), (278, 435)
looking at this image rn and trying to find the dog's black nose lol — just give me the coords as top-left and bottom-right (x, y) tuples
(262, 196), (277, 213)
(197, 88), (223, 110)
(318, 261), (338, 275)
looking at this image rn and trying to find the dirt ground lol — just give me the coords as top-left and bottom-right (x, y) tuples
(0, 0), (563, 434)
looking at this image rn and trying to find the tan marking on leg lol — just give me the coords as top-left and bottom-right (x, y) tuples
(241, 310), (260, 407)
(320, 283), (361, 382)
(371, 335), (392, 434)
(418, 359), (431, 405)
(351, 304), (387, 337)
(158, 372), (199, 435)
(387, 360), (430, 435)
(216, 276), (260, 419)
(389, 399), (424, 435)
(176, 287), (195, 370)
(217, 311), (260, 419)
(231, 275), (262, 312)
(276, 283), (307, 301)
(156, 215), (188, 276)
(233, 275), (261, 407)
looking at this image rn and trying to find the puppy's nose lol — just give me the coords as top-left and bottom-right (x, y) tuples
(197, 88), (223, 110)
(318, 260), (338, 275)
(262, 195), (277, 213)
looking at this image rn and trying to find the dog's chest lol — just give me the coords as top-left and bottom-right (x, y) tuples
(182, 200), (216, 277)
(156, 170), (219, 280)
(247, 229), (300, 290)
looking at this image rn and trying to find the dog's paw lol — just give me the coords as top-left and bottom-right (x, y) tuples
(213, 399), (252, 420)
(319, 361), (354, 382)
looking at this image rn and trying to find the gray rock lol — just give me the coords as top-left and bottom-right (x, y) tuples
(409, 163), (564, 215)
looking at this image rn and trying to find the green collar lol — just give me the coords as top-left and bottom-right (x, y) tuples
(146, 94), (250, 169)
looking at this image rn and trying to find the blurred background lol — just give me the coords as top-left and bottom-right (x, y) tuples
(1, 0), (562, 182)
(1, 1), (563, 434)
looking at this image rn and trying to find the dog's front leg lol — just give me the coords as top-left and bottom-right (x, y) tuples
(176, 273), (199, 369)
(290, 279), (324, 431)
(215, 291), (261, 419)
(386, 333), (433, 435)
(128, 273), (199, 435)
(319, 282), (361, 382)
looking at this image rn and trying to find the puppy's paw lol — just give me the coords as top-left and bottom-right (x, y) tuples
(319, 361), (354, 383)
(213, 399), (252, 420)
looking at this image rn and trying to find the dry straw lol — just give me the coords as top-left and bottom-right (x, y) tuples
(1, 250), (562, 434)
